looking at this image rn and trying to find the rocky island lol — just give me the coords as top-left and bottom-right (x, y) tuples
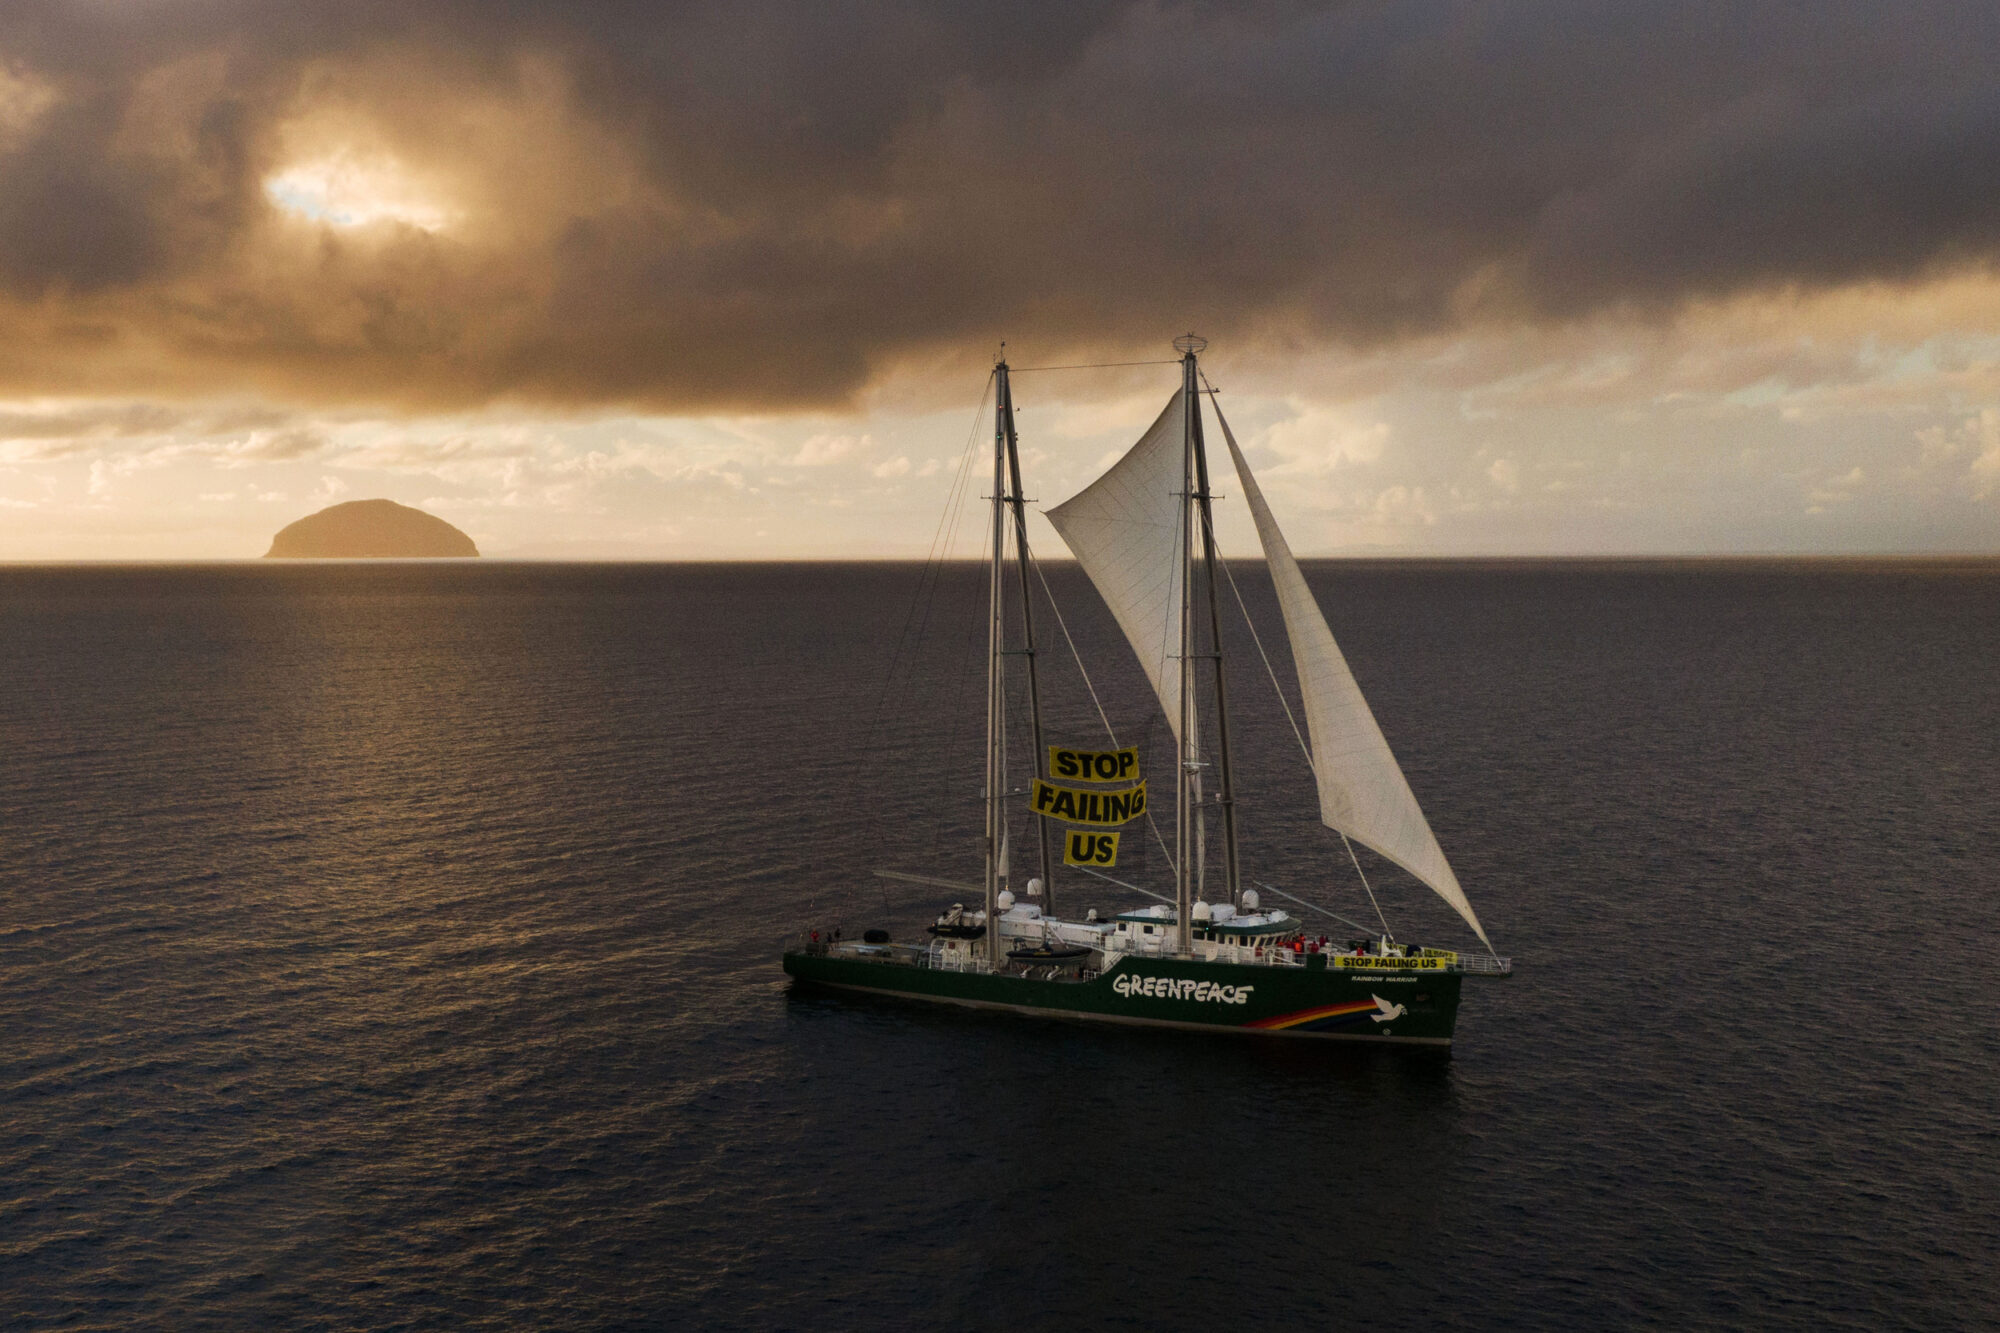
(264, 499), (479, 558)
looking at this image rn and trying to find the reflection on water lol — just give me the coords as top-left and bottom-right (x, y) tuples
(2, 561), (1997, 1328)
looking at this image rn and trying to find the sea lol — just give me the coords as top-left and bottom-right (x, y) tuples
(2, 559), (1996, 1330)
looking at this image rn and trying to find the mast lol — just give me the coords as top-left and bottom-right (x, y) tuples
(1174, 336), (1199, 953)
(983, 364), (1007, 966)
(1189, 361), (1243, 906)
(996, 362), (1055, 910)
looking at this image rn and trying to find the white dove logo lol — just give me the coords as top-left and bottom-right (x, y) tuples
(1370, 994), (1406, 1023)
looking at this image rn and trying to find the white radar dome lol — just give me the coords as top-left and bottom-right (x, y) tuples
(1192, 900), (1213, 922)
(1241, 889), (1261, 911)
(1025, 877), (1043, 897)
(996, 889), (1015, 911)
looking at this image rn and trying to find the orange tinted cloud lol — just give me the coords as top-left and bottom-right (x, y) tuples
(1, 1), (1999, 412)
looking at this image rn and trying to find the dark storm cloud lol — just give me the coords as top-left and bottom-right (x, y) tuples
(1, 0), (1998, 409)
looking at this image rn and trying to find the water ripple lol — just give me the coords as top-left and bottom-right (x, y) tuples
(2, 561), (1997, 1328)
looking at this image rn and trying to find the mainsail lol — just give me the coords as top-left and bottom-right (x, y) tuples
(1045, 393), (1190, 742)
(1213, 407), (1492, 949)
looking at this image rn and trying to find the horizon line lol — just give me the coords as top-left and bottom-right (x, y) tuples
(5, 551), (2000, 568)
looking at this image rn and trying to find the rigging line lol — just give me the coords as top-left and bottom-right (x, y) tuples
(858, 370), (991, 760)
(1027, 545), (1179, 876)
(1251, 883), (1380, 937)
(1008, 359), (1182, 372)
(1217, 554), (1313, 770)
(914, 400), (991, 869)
(899, 374), (993, 874)
(1205, 375), (1394, 941)
(1199, 369), (1310, 764)
(875, 869), (980, 893)
(857, 371), (993, 913)
(1070, 863), (1173, 904)
(928, 483), (996, 868)
(1339, 831), (1393, 939)
(996, 571), (1010, 888)
(1028, 547), (1119, 745)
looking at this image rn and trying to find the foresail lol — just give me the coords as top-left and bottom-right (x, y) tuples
(1215, 410), (1493, 949)
(1046, 392), (1189, 742)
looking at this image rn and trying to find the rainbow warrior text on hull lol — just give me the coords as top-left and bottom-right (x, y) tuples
(783, 337), (1510, 1044)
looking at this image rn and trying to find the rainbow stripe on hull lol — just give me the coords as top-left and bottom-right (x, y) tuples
(1247, 999), (1385, 1032)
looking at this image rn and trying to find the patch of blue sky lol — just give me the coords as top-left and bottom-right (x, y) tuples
(265, 178), (360, 226)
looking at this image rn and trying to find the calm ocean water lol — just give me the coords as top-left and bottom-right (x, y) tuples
(3, 560), (1997, 1330)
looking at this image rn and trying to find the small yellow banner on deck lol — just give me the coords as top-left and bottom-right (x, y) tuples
(1332, 954), (1446, 970)
(1030, 778), (1147, 826)
(1063, 830), (1121, 867)
(1047, 746), (1141, 783)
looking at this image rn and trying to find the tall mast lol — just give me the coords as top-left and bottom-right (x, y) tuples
(996, 362), (1055, 909)
(1189, 362), (1242, 906)
(1174, 336), (1200, 953)
(983, 364), (1007, 967)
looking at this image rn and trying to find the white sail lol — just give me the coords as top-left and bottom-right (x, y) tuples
(1046, 392), (1190, 742)
(1215, 409), (1492, 950)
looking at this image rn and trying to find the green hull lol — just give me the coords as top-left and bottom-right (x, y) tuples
(783, 949), (1462, 1045)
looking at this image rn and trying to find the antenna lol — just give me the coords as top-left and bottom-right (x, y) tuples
(1173, 333), (1208, 355)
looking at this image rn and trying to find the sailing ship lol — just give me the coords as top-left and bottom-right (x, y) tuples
(783, 336), (1510, 1045)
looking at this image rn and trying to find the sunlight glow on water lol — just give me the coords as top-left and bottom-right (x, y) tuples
(2, 561), (1996, 1328)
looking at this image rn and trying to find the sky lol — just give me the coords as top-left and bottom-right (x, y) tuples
(2, 0), (1999, 559)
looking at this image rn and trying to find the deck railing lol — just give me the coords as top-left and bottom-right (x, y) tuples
(1188, 944), (1514, 974)
(1455, 953), (1513, 975)
(797, 934), (1512, 976)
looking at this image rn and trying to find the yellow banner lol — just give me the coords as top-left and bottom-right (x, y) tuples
(1063, 829), (1120, 867)
(1331, 954), (1446, 970)
(1031, 778), (1147, 826)
(1047, 746), (1141, 783)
